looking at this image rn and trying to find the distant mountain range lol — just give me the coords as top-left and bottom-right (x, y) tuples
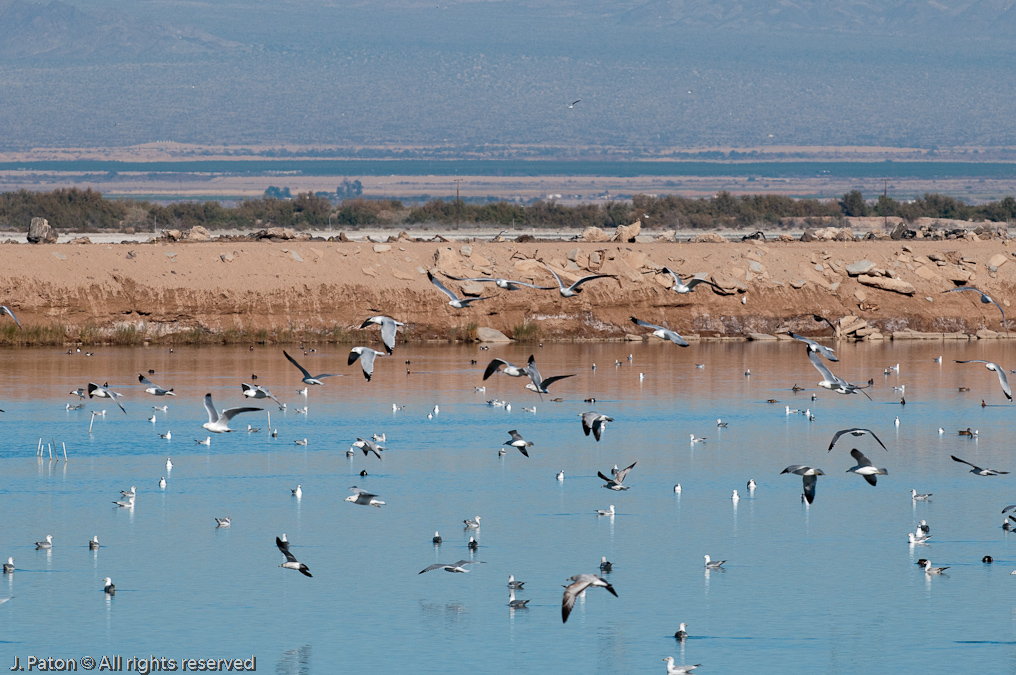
(0, 0), (245, 57)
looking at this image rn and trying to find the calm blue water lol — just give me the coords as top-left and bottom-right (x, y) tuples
(2, 340), (1016, 674)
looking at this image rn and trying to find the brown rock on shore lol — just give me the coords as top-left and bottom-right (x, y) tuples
(0, 238), (1014, 343)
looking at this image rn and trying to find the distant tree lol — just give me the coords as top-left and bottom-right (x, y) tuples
(839, 190), (869, 217)
(336, 179), (363, 200)
(874, 194), (900, 217)
(264, 186), (291, 199)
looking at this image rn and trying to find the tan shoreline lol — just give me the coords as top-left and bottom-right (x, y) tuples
(0, 238), (1013, 346)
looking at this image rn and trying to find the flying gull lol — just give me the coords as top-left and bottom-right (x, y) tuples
(954, 360), (1012, 400)
(598, 461), (636, 490)
(781, 465), (825, 504)
(138, 374), (175, 396)
(845, 448), (888, 486)
(345, 486), (385, 507)
(88, 382), (127, 414)
(568, 99), (581, 108)
(277, 535), (312, 577)
(0, 305), (21, 329)
(482, 358), (529, 380)
(525, 355), (575, 398)
(541, 262), (616, 298)
(359, 315), (404, 354)
(951, 455), (1010, 476)
(943, 286), (1008, 335)
(349, 347), (385, 382)
(440, 273), (554, 292)
(660, 267), (722, 294)
(788, 332), (839, 361)
(352, 437), (384, 460)
(561, 574), (618, 623)
(828, 429), (888, 453)
(427, 271), (491, 308)
(503, 430), (533, 457)
(283, 350), (338, 385)
(805, 349), (872, 399)
(629, 317), (689, 346)
(580, 411), (613, 441)
(202, 393), (262, 433)
(419, 559), (484, 574)
(242, 383), (281, 405)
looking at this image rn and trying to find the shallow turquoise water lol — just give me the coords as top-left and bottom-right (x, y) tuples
(1, 340), (1016, 673)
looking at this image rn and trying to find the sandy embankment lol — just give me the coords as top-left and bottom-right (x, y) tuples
(0, 237), (1014, 344)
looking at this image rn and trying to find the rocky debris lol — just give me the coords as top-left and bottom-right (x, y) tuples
(838, 315), (867, 336)
(938, 266), (972, 283)
(581, 227), (610, 242)
(27, 217), (57, 244)
(790, 279), (807, 289)
(976, 329), (1004, 339)
(690, 233), (727, 243)
(476, 327), (511, 343)
(69, 237), (92, 245)
(163, 229), (183, 241)
(458, 282), (485, 297)
(434, 247), (469, 277)
(373, 243), (392, 253)
(892, 330), (970, 340)
(250, 227), (298, 241)
(857, 274), (916, 295)
(778, 234), (796, 242)
(183, 226), (209, 241)
(989, 253), (1008, 268)
(460, 244), (472, 257)
(612, 221), (641, 243)
(709, 273), (745, 295)
(220, 253), (234, 263)
(747, 333), (777, 340)
(807, 227), (855, 241)
(845, 260), (876, 276)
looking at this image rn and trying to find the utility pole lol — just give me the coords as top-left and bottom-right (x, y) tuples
(455, 179), (461, 228)
(883, 178), (888, 231)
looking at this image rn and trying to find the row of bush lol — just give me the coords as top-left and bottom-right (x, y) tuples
(0, 188), (1013, 233)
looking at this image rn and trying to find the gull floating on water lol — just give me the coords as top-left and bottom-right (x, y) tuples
(690, 434), (706, 444)
(557, 470), (565, 481)
(561, 574), (618, 623)
(508, 588), (530, 609)
(34, 535), (53, 549)
(951, 455), (1009, 475)
(703, 555), (725, 569)
(781, 465), (825, 504)
(580, 411), (613, 441)
(432, 531), (442, 545)
(663, 658), (700, 674)
(113, 495), (135, 508)
(596, 505), (615, 516)
(88, 382), (126, 414)
(846, 448), (888, 486)
(599, 462), (637, 490)
(629, 317), (689, 346)
(291, 485), (302, 498)
(159, 477), (166, 488)
(359, 315), (404, 354)
(215, 517), (231, 528)
(103, 577), (115, 594)
(827, 428), (888, 453)
(747, 478), (756, 491)
(909, 532), (931, 545)
(89, 536), (100, 550)
(195, 437), (211, 446)
(138, 374), (175, 396)
(731, 489), (740, 503)
(600, 556), (613, 573)
(923, 560), (949, 575)
(3, 557), (13, 573)
(202, 393), (262, 433)
(463, 516), (482, 528)
(283, 350), (338, 385)
(427, 270), (491, 308)
(345, 486), (385, 507)
(277, 535), (312, 577)
(674, 623), (688, 641)
(911, 489), (932, 501)
(541, 261), (616, 298)
(507, 574), (525, 589)
(954, 360), (1012, 400)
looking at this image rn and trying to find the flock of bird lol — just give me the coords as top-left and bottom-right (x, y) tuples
(1, 275), (1014, 673)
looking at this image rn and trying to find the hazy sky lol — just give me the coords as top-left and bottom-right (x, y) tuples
(1, 0), (1014, 153)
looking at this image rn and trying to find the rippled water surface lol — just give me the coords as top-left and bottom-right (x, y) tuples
(2, 340), (1016, 674)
